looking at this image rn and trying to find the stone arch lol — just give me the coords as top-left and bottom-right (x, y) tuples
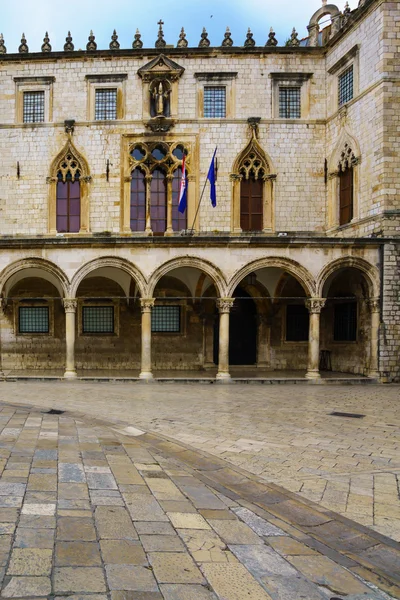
(148, 257), (226, 298)
(48, 139), (91, 234)
(231, 135), (276, 233)
(70, 257), (147, 299)
(317, 257), (380, 298)
(308, 4), (341, 45)
(226, 257), (316, 298)
(328, 128), (361, 174)
(0, 257), (70, 299)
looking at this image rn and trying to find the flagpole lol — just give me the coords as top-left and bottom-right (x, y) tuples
(186, 147), (217, 236)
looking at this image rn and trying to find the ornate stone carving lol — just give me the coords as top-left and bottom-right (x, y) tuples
(109, 29), (120, 50)
(217, 298), (235, 313)
(305, 298), (326, 314)
(338, 143), (359, 172)
(287, 28), (300, 47)
(199, 28), (210, 48)
(234, 134), (271, 181)
(41, 32), (51, 53)
(18, 33), (28, 53)
(64, 120), (75, 135)
(0, 34), (6, 54)
(86, 30), (97, 51)
(138, 55), (185, 84)
(140, 298), (155, 312)
(230, 173), (243, 182)
(265, 27), (278, 47)
(155, 19), (166, 48)
(248, 117), (261, 139)
(367, 298), (380, 313)
(51, 139), (90, 183)
(244, 28), (255, 48)
(132, 29), (143, 49)
(46, 176), (57, 184)
(144, 116), (175, 132)
(177, 27), (188, 48)
(342, 2), (352, 26)
(150, 80), (171, 117)
(129, 141), (189, 175)
(222, 27), (233, 47)
(64, 31), (74, 52)
(63, 299), (78, 313)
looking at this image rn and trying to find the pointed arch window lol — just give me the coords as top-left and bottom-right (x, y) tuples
(56, 171), (81, 233)
(150, 168), (167, 234)
(338, 143), (357, 227)
(130, 168), (146, 232)
(172, 167), (187, 231)
(240, 174), (263, 232)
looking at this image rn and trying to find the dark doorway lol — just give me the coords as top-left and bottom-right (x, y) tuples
(213, 287), (257, 365)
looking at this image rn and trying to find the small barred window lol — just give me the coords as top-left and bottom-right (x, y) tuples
(152, 306), (181, 333)
(204, 87), (226, 118)
(334, 302), (357, 341)
(23, 91), (45, 123)
(279, 87), (301, 119)
(286, 305), (309, 342)
(19, 306), (49, 334)
(338, 66), (353, 106)
(95, 88), (117, 120)
(82, 306), (114, 334)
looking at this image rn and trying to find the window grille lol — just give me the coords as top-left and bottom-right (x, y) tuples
(152, 306), (181, 333)
(286, 305), (309, 341)
(19, 306), (49, 333)
(334, 302), (357, 341)
(23, 91), (45, 123)
(82, 306), (114, 334)
(338, 66), (353, 106)
(204, 87), (226, 118)
(95, 88), (117, 120)
(279, 87), (301, 119)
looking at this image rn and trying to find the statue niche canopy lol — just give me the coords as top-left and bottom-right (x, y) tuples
(138, 54), (185, 132)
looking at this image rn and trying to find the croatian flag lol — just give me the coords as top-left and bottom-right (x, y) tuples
(207, 148), (217, 207)
(178, 154), (187, 214)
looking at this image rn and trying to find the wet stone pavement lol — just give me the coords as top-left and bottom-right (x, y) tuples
(0, 403), (397, 599)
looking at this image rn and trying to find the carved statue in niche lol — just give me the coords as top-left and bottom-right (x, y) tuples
(150, 80), (171, 117)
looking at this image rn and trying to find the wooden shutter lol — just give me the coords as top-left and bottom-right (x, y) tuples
(240, 177), (263, 232)
(339, 168), (353, 226)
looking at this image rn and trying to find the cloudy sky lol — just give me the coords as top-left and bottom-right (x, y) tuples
(1, 0), (358, 53)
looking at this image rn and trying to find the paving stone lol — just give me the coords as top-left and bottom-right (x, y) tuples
(59, 463), (86, 483)
(0, 510), (18, 523)
(0, 483), (26, 496)
(111, 594), (162, 600)
(7, 548), (52, 576)
(160, 584), (218, 600)
(100, 540), (146, 564)
(58, 509), (92, 517)
(357, 544), (400, 580)
(140, 535), (186, 553)
(14, 527), (55, 548)
(145, 479), (185, 501)
(159, 501), (197, 513)
(110, 467), (144, 485)
(267, 500), (333, 527)
(0, 524), (16, 535)
(149, 552), (204, 584)
(233, 507), (287, 536)
(178, 529), (237, 563)
(18, 515), (56, 529)
(1, 576), (51, 597)
(260, 574), (328, 600)
(95, 507), (138, 540)
(266, 536), (319, 556)
(105, 565), (159, 591)
(86, 472), (118, 490)
(208, 519), (264, 545)
(54, 567), (107, 593)
(58, 499), (91, 510)
(21, 503), (56, 516)
(178, 485), (226, 510)
(55, 596), (108, 600)
(0, 497), (23, 508)
(124, 494), (168, 522)
(201, 563), (272, 599)
(57, 518), (97, 541)
(24, 491), (57, 503)
(199, 509), (236, 520)
(56, 542), (102, 566)
(135, 522), (175, 536)
(167, 513), (211, 530)
(59, 483), (89, 499)
(229, 544), (298, 577)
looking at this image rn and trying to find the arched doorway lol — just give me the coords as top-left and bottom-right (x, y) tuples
(214, 287), (257, 366)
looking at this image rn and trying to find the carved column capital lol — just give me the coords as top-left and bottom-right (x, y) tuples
(216, 298), (235, 314)
(62, 299), (77, 313)
(264, 173), (277, 181)
(367, 298), (380, 313)
(140, 298), (155, 313)
(230, 173), (243, 182)
(305, 298), (326, 314)
(46, 176), (57, 184)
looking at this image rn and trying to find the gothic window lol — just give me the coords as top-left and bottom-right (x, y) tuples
(338, 143), (356, 226)
(150, 169), (167, 234)
(95, 88), (117, 120)
(56, 172), (81, 233)
(240, 177), (263, 231)
(204, 87), (226, 118)
(334, 301), (357, 341)
(172, 167), (187, 231)
(130, 168), (146, 232)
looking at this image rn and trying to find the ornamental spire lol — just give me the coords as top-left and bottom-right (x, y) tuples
(287, 27), (299, 47)
(132, 28), (143, 49)
(109, 29), (120, 50)
(155, 19), (166, 48)
(222, 26), (233, 47)
(0, 34), (6, 55)
(41, 32), (51, 52)
(198, 27), (210, 48)
(86, 30), (97, 51)
(18, 33), (28, 53)
(265, 27), (278, 46)
(64, 31), (74, 52)
(244, 28), (255, 47)
(177, 27), (188, 48)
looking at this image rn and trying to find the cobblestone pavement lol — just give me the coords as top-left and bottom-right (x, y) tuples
(0, 382), (399, 544)
(0, 401), (397, 599)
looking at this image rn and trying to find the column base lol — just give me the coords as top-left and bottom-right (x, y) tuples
(139, 371), (154, 380)
(368, 370), (380, 379)
(64, 370), (78, 379)
(216, 372), (231, 382)
(305, 371), (321, 380)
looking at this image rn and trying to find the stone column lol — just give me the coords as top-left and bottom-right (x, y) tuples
(165, 175), (173, 235)
(63, 299), (78, 379)
(139, 299), (155, 380)
(0, 299), (5, 378)
(368, 298), (380, 378)
(216, 298), (235, 381)
(305, 298), (326, 380)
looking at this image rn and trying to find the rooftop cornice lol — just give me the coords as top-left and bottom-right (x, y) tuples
(324, 0), (381, 52)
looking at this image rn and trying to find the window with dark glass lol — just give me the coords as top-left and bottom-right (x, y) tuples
(286, 305), (309, 341)
(240, 177), (263, 232)
(95, 88), (117, 120)
(279, 87), (301, 119)
(152, 306), (181, 333)
(172, 167), (187, 231)
(338, 66), (353, 106)
(82, 306), (114, 334)
(334, 302), (357, 341)
(19, 306), (49, 334)
(204, 86), (226, 118)
(56, 172), (81, 233)
(23, 91), (45, 123)
(150, 169), (167, 234)
(130, 168), (146, 232)
(339, 167), (353, 226)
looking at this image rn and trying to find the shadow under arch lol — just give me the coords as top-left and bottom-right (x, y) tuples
(70, 256), (147, 299)
(0, 257), (70, 299)
(317, 257), (380, 298)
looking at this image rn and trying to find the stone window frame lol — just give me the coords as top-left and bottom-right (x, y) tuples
(77, 299), (120, 337)
(85, 74), (127, 122)
(327, 137), (361, 231)
(14, 76), (55, 124)
(328, 45), (359, 114)
(195, 72), (237, 119)
(151, 300), (187, 337)
(14, 300), (54, 337)
(270, 73), (313, 120)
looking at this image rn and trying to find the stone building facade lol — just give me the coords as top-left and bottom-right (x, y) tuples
(0, 0), (398, 381)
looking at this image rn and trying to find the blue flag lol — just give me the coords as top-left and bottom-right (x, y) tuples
(207, 148), (217, 207)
